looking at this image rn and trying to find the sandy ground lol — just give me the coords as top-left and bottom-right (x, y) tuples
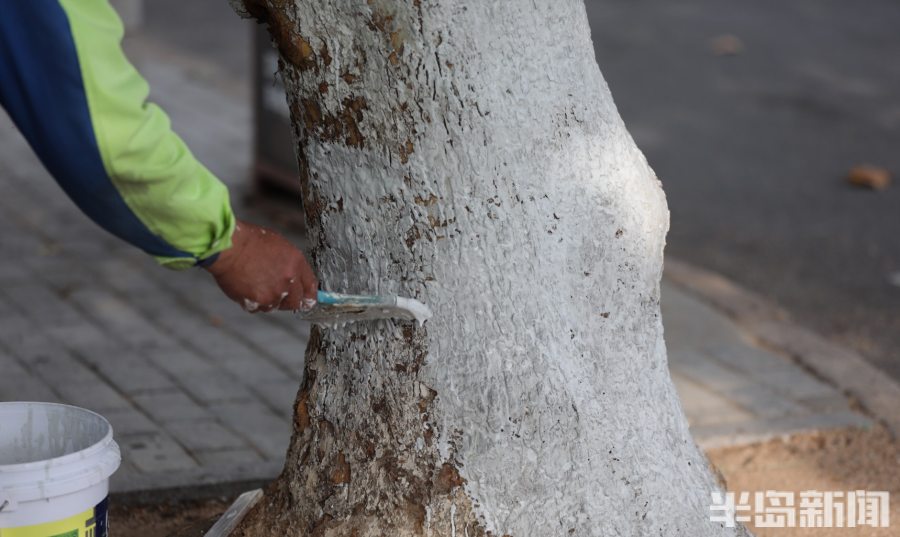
(708, 426), (900, 536)
(110, 497), (229, 537)
(109, 427), (898, 536)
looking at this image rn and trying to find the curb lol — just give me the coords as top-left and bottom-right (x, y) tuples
(664, 258), (900, 437)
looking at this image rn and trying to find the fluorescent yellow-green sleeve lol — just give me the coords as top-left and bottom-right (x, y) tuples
(0, 0), (235, 269)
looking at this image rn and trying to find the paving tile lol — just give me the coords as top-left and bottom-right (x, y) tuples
(54, 381), (132, 413)
(133, 390), (212, 422)
(0, 350), (30, 378)
(0, 315), (34, 346)
(703, 341), (801, 376)
(166, 419), (250, 452)
(67, 288), (175, 349)
(194, 448), (265, 466)
(2, 282), (86, 326)
(726, 384), (807, 419)
(216, 353), (292, 384)
(0, 374), (61, 403)
(661, 282), (745, 349)
(27, 352), (103, 387)
(29, 259), (94, 290)
(796, 393), (856, 413)
(692, 411), (872, 450)
(0, 262), (32, 282)
(210, 400), (292, 460)
(99, 357), (175, 395)
(145, 347), (217, 376)
(254, 378), (300, 417)
(46, 323), (116, 356)
(178, 370), (253, 403)
(67, 339), (141, 370)
(669, 351), (753, 392)
(103, 407), (160, 436)
(186, 332), (260, 363)
(671, 372), (756, 427)
(247, 325), (309, 375)
(118, 431), (198, 473)
(754, 366), (837, 400)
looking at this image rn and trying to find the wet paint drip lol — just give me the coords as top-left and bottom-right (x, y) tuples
(242, 298), (260, 312)
(396, 297), (433, 325)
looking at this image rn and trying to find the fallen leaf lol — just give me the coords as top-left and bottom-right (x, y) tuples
(710, 34), (743, 56)
(847, 165), (891, 190)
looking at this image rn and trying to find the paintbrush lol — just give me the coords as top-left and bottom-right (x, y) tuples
(297, 290), (432, 326)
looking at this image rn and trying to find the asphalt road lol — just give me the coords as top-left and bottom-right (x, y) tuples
(583, 0), (900, 378)
(142, 0), (900, 380)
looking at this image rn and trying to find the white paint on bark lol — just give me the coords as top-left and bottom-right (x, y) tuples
(240, 0), (749, 534)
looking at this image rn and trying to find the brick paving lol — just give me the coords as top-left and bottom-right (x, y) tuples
(0, 33), (869, 493)
(662, 281), (870, 448)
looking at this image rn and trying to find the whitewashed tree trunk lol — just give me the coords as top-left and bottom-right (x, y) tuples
(233, 1), (748, 535)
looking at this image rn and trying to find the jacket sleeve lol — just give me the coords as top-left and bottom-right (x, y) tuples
(0, 0), (234, 269)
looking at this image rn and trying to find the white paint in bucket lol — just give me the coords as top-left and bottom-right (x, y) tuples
(0, 402), (121, 533)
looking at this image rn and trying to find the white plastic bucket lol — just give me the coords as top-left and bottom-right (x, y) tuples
(0, 402), (121, 535)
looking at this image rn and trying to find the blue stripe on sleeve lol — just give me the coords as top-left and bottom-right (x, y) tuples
(0, 0), (193, 260)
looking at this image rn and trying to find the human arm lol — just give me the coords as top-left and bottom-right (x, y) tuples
(0, 0), (316, 310)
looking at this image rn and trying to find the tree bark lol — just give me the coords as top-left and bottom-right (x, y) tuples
(233, 1), (749, 535)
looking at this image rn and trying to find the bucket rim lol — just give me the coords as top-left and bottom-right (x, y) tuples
(0, 401), (115, 473)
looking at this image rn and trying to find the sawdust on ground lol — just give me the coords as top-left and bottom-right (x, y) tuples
(708, 426), (900, 537)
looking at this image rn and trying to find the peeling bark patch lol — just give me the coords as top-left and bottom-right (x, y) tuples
(434, 463), (465, 494)
(294, 369), (316, 433)
(245, 0), (318, 71)
(414, 193), (438, 206)
(418, 386), (438, 414)
(295, 395), (311, 432)
(290, 35), (317, 70)
(293, 95), (369, 148)
(300, 98), (323, 131)
(320, 42), (333, 66)
(330, 451), (352, 484)
(342, 96), (368, 147)
(405, 225), (422, 248)
(399, 138), (415, 163)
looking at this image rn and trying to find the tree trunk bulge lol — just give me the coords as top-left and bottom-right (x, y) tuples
(232, 1), (749, 535)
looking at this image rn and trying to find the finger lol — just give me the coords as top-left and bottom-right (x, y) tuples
(293, 256), (318, 311)
(299, 280), (317, 311)
(279, 279), (305, 312)
(297, 259), (318, 303)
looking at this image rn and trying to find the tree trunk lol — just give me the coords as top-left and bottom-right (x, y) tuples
(233, 1), (748, 535)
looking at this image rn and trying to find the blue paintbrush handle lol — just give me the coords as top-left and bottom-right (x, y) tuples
(316, 290), (391, 306)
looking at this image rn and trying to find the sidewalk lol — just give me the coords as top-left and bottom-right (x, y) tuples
(0, 34), (874, 494)
(662, 281), (869, 449)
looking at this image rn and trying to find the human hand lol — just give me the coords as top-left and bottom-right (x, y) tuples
(204, 219), (318, 313)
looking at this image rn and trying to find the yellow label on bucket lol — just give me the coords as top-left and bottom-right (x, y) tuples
(0, 499), (107, 537)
